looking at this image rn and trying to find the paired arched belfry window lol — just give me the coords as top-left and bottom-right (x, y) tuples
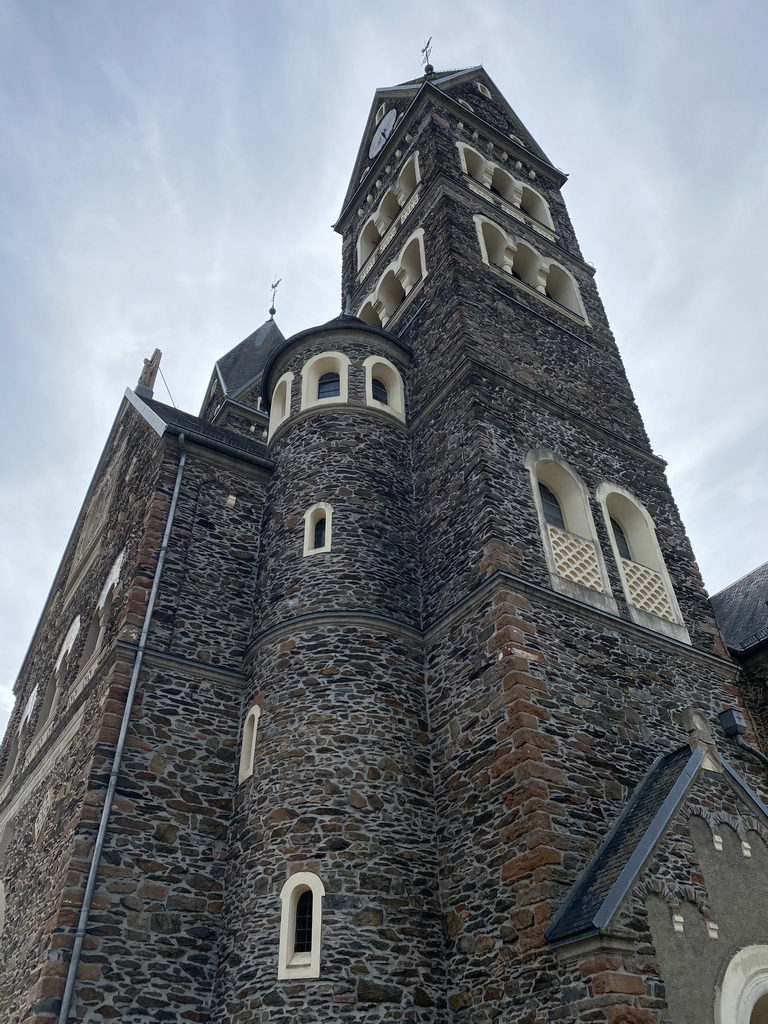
(267, 353), (406, 439)
(278, 871), (325, 979)
(527, 455), (614, 607)
(474, 216), (585, 319)
(527, 457), (688, 639)
(357, 154), (421, 269)
(597, 484), (686, 636)
(77, 551), (125, 675)
(458, 143), (555, 230)
(358, 230), (426, 329)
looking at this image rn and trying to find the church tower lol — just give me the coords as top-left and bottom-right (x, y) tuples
(2, 65), (768, 1024)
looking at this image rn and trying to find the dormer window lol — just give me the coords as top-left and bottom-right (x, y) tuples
(317, 372), (341, 400)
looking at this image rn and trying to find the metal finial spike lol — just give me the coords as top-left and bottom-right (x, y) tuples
(270, 277), (282, 318)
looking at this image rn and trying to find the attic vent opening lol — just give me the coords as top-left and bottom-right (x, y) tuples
(476, 83), (491, 99)
(457, 99), (474, 112)
(375, 103), (387, 125)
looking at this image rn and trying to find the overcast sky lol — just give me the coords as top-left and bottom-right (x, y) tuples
(1, 0), (767, 736)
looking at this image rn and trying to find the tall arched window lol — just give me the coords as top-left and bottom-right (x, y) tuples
(268, 371), (294, 440)
(238, 704), (261, 783)
(526, 453), (616, 614)
(597, 483), (688, 641)
(303, 502), (333, 557)
(278, 871), (325, 979)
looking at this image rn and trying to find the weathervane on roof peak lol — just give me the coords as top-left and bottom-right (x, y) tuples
(269, 277), (281, 319)
(421, 37), (434, 76)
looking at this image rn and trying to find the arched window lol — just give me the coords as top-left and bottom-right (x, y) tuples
(363, 356), (405, 420)
(597, 484), (687, 640)
(520, 184), (553, 228)
(317, 372), (340, 400)
(356, 230), (427, 328)
(526, 453), (615, 612)
(716, 945), (768, 1023)
(268, 371), (294, 441)
(0, 728), (21, 788)
(238, 704), (261, 783)
(278, 871), (325, 979)
(544, 262), (583, 316)
(303, 502), (333, 557)
(300, 352), (350, 411)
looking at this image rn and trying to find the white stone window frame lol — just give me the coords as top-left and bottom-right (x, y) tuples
(300, 352), (350, 412)
(716, 945), (768, 1024)
(303, 502), (333, 557)
(475, 215), (586, 320)
(356, 154), (421, 270)
(362, 355), (405, 421)
(357, 228), (427, 329)
(31, 616), (81, 748)
(238, 704), (261, 783)
(596, 482), (689, 643)
(476, 82), (492, 99)
(278, 871), (325, 980)
(458, 143), (555, 231)
(268, 371), (294, 440)
(525, 452), (617, 615)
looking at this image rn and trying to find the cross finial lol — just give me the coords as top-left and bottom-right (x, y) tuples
(269, 277), (281, 318)
(421, 37), (433, 75)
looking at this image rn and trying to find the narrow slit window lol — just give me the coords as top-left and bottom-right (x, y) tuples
(313, 517), (327, 550)
(371, 378), (388, 404)
(294, 890), (313, 953)
(610, 517), (632, 560)
(317, 372), (340, 400)
(538, 483), (565, 530)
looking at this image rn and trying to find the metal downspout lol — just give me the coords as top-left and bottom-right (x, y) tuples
(57, 433), (187, 1024)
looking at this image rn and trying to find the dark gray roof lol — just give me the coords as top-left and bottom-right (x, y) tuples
(216, 319), (285, 398)
(144, 398), (270, 463)
(546, 746), (698, 946)
(711, 560), (768, 652)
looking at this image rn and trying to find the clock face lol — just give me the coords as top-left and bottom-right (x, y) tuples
(368, 108), (398, 159)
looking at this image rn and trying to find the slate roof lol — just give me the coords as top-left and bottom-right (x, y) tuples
(143, 397), (270, 463)
(546, 746), (698, 945)
(215, 319), (285, 399)
(710, 560), (768, 653)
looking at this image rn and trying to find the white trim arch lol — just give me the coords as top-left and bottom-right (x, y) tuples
(278, 871), (325, 980)
(34, 616), (81, 739)
(458, 142), (555, 230)
(238, 704), (261, 783)
(358, 229), (427, 328)
(526, 452), (616, 614)
(356, 154), (422, 269)
(300, 352), (350, 411)
(362, 355), (405, 420)
(716, 945), (768, 1024)
(475, 215), (586, 319)
(303, 502), (333, 557)
(596, 483), (689, 642)
(268, 371), (294, 440)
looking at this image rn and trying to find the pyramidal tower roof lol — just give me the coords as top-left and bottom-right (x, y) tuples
(215, 318), (285, 399)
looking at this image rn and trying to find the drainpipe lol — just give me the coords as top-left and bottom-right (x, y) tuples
(57, 433), (187, 1024)
(719, 707), (768, 770)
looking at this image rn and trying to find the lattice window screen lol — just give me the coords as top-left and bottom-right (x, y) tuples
(548, 526), (604, 592)
(621, 558), (675, 620)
